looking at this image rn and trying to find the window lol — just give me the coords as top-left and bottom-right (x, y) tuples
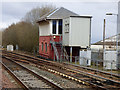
(52, 20), (56, 34)
(42, 42), (43, 51)
(58, 20), (62, 34)
(45, 43), (47, 52)
(65, 24), (69, 33)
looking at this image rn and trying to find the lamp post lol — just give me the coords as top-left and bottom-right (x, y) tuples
(103, 18), (106, 68)
(106, 12), (118, 69)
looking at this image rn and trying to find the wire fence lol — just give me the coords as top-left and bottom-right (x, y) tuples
(59, 54), (120, 75)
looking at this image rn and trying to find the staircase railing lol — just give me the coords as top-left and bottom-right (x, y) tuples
(59, 35), (69, 61)
(51, 36), (59, 61)
(63, 47), (69, 60)
(51, 35), (69, 62)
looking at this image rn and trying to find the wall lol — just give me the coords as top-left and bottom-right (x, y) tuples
(39, 36), (51, 58)
(62, 18), (70, 46)
(39, 21), (51, 36)
(63, 17), (91, 47)
(39, 20), (62, 36)
(70, 17), (91, 47)
(39, 35), (62, 60)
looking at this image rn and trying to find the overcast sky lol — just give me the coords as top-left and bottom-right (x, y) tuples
(1, 0), (120, 43)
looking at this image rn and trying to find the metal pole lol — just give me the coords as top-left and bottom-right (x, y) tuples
(103, 19), (106, 67)
(111, 62), (113, 77)
(70, 47), (72, 63)
(106, 13), (119, 69)
(103, 19), (106, 51)
(116, 14), (119, 69)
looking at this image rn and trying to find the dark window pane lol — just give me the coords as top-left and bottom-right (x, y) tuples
(42, 42), (43, 51)
(45, 43), (47, 52)
(58, 20), (62, 34)
(52, 20), (56, 34)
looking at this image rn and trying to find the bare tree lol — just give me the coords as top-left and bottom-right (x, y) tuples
(2, 4), (56, 52)
(22, 5), (55, 25)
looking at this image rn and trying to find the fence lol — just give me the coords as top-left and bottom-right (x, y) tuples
(59, 54), (120, 75)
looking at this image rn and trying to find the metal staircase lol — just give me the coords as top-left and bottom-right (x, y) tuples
(63, 47), (69, 60)
(51, 37), (59, 61)
(51, 35), (69, 61)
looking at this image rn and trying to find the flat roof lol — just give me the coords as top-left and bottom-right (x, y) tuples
(70, 15), (92, 18)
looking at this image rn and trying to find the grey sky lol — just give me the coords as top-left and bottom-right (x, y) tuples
(1, 1), (119, 43)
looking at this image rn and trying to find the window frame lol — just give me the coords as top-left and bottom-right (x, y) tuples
(58, 20), (62, 34)
(65, 23), (69, 33)
(45, 43), (47, 52)
(52, 20), (57, 34)
(42, 42), (44, 51)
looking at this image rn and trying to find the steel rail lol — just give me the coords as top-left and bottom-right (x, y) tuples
(3, 51), (120, 82)
(64, 62), (120, 78)
(1, 55), (107, 89)
(1, 53), (107, 89)
(4, 50), (120, 78)
(2, 56), (63, 90)
(2, 51), (120, 89)
(0, 61), (28, 89)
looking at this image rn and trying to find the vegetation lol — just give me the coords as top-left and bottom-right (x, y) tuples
(2, 5), (55, 52)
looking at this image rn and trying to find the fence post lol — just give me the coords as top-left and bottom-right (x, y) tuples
(111, 61), (113, 77)
(79, 57), (81, 65)
(94, 60), (95, 69)
(97, 60), (98, 73)
(86, 58), (87, 66)
(75, 56), (77, 64)
(70, 47), (72, 63)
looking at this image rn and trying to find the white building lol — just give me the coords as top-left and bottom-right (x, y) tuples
(91, 35), (118, 51)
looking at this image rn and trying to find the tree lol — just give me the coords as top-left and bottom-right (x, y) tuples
(22, 5), (55, 25)
(2, 4), (56, 53)
(2, 23), (18, 47)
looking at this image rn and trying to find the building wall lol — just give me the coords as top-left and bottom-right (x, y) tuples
(63, 17), (91, 48)
(39, 20), (62, 36)
(70, 17), (90, 47)
(91, 45), (117, 51)
(39, 21), (51, 36)
(63, 18), (70, 46)
(39, 36), (51, 58)
(39, 19), (63, 60)
(39, 35), (61, 60)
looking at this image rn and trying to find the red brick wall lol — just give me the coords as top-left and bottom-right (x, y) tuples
(39, 35), (62, 60)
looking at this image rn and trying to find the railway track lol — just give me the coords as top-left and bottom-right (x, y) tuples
(1, 62), (28, 89)
(1, 50), (120, 89)
(1, 55), (62, 89)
